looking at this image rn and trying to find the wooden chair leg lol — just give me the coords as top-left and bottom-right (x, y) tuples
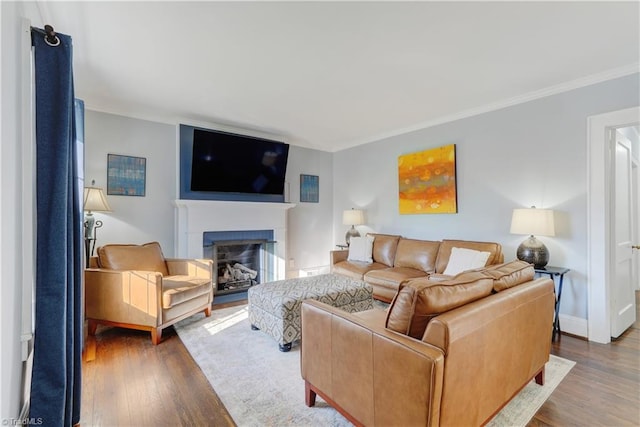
(535, 366), (545, 386)
(205, 306), (212, 317)
(88, 319), (98, 336)
(305, 381), (317, 407)
(151, 327), (163, 345)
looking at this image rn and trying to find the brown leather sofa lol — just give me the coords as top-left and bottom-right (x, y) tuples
(331, 234), (504, 302)
(301, 260), (555, 426)
(85, 242), (213, 344)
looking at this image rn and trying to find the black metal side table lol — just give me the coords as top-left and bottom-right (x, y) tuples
(534, 266), (570, 341)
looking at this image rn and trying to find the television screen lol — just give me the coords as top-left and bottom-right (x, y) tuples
(190, 128), (289, 196)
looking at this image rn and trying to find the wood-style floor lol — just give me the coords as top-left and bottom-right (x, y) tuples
(81, 297), (640, 426)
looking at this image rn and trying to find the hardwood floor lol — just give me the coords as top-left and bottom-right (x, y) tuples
(81, 298), (640, 426)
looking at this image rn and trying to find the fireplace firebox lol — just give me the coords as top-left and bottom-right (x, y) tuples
(203, 230), (275, 295)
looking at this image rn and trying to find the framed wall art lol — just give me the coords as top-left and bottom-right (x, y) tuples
(300, 174), (319, 203)
(398, 144), (457, 214)
(107, 154), (146, 196)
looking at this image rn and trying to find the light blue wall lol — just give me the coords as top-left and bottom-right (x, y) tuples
(333, 73), (640, 321)
(84, 111), (335, 277)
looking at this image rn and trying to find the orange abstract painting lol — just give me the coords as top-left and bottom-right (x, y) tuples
(398, 144), (457, 214)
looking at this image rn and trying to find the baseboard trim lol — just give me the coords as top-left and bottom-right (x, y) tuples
(559, 313), (588, 339)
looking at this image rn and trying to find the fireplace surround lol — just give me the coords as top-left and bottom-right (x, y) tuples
(174, 200), (295, 288)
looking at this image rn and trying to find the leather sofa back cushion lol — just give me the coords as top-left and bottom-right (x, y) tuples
(370, 234), (401, 267)
(385, 272), (494, 339)
(393, 238), (440, 272)
(484, 260), (535, 292)
(435, 240), (502, 273)
(97, 241), (169, 276)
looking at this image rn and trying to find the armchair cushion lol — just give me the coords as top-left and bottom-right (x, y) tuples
(162, 276), (212, 308)
(385, 271), (493, 339)
(97, 241), (169, 276)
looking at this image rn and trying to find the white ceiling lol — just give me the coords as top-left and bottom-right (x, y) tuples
(38, 1), (639, 152)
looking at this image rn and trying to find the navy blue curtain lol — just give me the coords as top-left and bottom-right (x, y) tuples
(29, 27), (82, 426)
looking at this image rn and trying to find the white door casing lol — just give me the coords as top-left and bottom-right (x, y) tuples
(587, 106), (640, 344)
(610, 131), (636, 338)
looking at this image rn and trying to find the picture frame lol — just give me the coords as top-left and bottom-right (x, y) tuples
(398, 144), (457, 214)
(300, 174), (319, 203)
(107, 154), (146, 196)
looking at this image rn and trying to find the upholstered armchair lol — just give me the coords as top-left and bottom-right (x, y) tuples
(85, 242), (213, 344)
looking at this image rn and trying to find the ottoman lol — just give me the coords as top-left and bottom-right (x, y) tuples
(248, 273), (373, 351)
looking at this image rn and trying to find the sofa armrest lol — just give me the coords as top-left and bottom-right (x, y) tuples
(165, 258), (213, 279)
(421, 277), (554, 426)
(301, 300), (444, 426)
(329, 249), (348, 266)
(85, 269), (163, 327)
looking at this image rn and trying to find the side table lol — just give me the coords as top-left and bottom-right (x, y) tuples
(534, 266), (570, 342)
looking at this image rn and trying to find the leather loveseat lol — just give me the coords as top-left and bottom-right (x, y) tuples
(85, 241), (213, 344)
(301, 260), (555, 426)
(331, 234), (504, 302)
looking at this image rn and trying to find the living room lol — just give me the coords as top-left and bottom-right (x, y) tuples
(2, 1), (639, 426)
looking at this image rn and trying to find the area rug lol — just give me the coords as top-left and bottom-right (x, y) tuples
(175, 304), (575, 426)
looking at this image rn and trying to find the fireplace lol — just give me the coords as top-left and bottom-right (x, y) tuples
(174, 199), (295, 284)
(203, 230), (275, 295)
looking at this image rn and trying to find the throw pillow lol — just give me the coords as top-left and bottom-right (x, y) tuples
(442, 247), (491, 276)
(347, 235), (375, 263)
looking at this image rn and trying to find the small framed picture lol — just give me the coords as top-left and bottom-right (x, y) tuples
(300, 174), (319, 203)
(107, 154), (146, 196)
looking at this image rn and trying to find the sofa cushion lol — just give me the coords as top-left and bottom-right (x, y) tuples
(347, 235), (374, 263)
(483, 260), (535, 292)
(435, 240), (503, 273)
(370, 233), (401, 267)
(385, 272), (493, 339)
(97, 241), (169, 276)
(393, 238), (440, 272)
(442, 247), (491, 276)
(364, 267), (429, 288)
(332, 261), (388, 281)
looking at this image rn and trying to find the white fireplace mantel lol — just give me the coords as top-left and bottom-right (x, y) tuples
(174, 199), (296, 280)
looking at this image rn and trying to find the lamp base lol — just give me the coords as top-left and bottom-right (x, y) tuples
(516, 235), (549, 268)
(345, 226), (361, 246)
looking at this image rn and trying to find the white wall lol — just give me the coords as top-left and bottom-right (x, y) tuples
(84, 111), (335, 274)
(1, 1), (36, 420)
(333, 73), (640, 335)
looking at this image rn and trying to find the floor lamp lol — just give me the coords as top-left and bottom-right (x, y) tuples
(83, 181), (112, 265)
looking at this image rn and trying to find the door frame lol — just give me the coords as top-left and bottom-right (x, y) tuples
(587, 106), (640, 343)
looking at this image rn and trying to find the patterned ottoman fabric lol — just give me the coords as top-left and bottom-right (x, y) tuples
(248, 273), (373, 350)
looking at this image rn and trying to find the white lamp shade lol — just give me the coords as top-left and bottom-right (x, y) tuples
(83, 187), (112, 212)
(342, 209), (365, 226)
(510, 207), (555, 237)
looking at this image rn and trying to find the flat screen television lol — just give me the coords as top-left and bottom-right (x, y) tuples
(181, 125), (289, 201)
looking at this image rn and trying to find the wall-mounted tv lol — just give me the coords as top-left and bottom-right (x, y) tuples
(179, 124), (290, 202)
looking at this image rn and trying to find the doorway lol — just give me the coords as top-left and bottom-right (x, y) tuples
(587, 107), (640, 343)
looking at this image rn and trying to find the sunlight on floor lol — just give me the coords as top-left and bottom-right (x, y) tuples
(202, 306), (248, 336)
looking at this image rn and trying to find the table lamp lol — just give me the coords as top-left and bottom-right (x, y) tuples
(83, 180), (112, 263)
(342, 208), (364, 246)
(510, 206), (555, 268)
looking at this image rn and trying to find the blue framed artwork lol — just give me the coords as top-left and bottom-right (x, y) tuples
(107, 154), (146, 196)
(300, 174), (319, 203)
